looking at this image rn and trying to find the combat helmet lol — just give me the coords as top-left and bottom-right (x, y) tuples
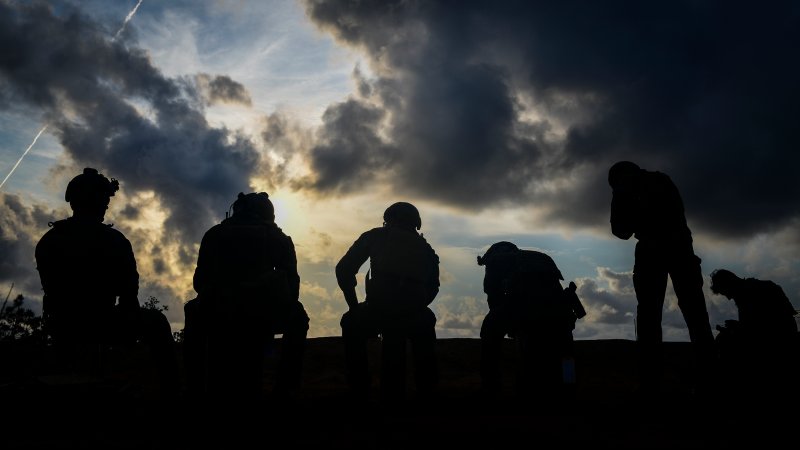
(477, 241), (519, 267)
(231, 192), (274, 222)
(65, 168), (119, 204)
(383, 202), (422, 230)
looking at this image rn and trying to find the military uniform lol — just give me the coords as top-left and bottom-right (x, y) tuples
(35, 199), (177, 396)
(728, 278), (798, 338)
(610, 164), (714, 392)
(713, 275), (798, 402)
(185, 212), (309, 398)
(478, 242), (583, 400)
(336, 225), (440, 401)
(36, 217), (139, 343)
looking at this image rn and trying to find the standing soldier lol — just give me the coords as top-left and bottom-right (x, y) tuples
(608, 161), (715, 398)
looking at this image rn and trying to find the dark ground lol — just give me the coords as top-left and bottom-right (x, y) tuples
(1, 337), (796, 449)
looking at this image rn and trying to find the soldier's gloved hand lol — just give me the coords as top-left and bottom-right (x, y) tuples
(344, 290), (359, 311)
(115, 301), (141, 343)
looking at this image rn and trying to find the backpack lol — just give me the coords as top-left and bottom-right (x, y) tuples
(365, 227), (439, 313)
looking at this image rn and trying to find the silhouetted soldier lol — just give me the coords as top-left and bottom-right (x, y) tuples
(35, 167), (178, 397)
(184, 192), (309, 402)
(710, 269), (798, 402)
(477, 241), (585, 403)
(608, 161), (715, 397)
(336, 202), (440, 404)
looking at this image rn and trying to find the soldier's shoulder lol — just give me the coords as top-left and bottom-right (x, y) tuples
(200, 222), (227, 238)
(746, 277), (774, 288)
(44, 217), (75, 231)
(367, 226), (386, 236)
(100, 223), (133, 245)
(758, 279), (786, 295)
(36, 222), (61, 249)
(643, 170), (668, 184)
(354, 227), (386, 241)
(418, 234), (439, 261)
(270, 224), (295, 244)
(39, 219), (65, 237)
(98, 221), (125, 234)
(650, 170), (680, 189)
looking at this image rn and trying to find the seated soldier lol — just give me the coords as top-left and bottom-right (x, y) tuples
(35, 168), (178, 398)
(336, 202), (440, 404)
(477, 241), (585, 402)
(183, 192), (309, 402)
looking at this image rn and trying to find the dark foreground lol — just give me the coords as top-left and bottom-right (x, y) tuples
(2, 337), (796, 449)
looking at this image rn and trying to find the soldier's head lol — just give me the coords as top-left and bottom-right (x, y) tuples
(65, 167), (119, 220)
(231, 192), (274, 223)
(477, 241), (519, 266)
(383, 202), (421, 231)
(710, 269), (741, 299)
(608, 161), (642, 189)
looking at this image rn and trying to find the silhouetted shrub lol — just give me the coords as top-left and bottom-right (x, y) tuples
(142, 295), (168, 312)
(0, 294), (44, 342)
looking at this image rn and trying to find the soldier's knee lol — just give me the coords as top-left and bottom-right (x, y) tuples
(342, 308), (379, 339)
(480, 315), (507, 340)
(340, 310), (362, 337)
(411, 319), (436, 341)
(138, 308), (173, 339)
(291, 302), (310, 331)
(286, 314), (310, 336)
(340, 309), (353, 330)
(421, 307), (436, 328)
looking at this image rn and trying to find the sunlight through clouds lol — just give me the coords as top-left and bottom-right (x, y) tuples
(0, 0), (797, 341)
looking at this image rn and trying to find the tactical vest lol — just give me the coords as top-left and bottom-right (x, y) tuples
(365, 227), (437, 312)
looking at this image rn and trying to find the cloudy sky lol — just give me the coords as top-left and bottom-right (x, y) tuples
(1, 0), (798, 340)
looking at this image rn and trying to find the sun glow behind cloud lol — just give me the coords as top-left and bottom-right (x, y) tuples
(0, 0), (797, 342)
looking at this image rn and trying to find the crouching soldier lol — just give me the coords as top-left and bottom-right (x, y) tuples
(710, 269), (798, 404)
(477, 241), (586, 403)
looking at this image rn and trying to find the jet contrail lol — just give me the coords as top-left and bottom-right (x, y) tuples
(0, 125), (48, 191)
(114, 0), (144, 40)
(0, 4), (143, 193)
(2, 4), (142, 192)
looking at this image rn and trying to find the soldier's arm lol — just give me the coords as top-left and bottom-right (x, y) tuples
(118, 237), (140, 311)
(428, 250), (440, 306)
(192, 241), (207, 294)
(34, 235), (61, 318)
(770, 282), (797, 317)
(335, 231), (372, 310)
(192, 225), (223, 295)
(277, 235), (301, 303)
(192, 228), (216, 295)
(34, 236), (56, 296)
(610, 188), (636, 240)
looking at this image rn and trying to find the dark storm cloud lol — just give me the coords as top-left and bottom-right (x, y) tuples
(0, 193), (60, 297)
(194, 73), (253, 106)
(295, 98), (397, 194)
(302, 0), (800, 240)
(119, 204), (140, 220)
(0, 1), (261, 247)
(576, 273), (633, 326)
